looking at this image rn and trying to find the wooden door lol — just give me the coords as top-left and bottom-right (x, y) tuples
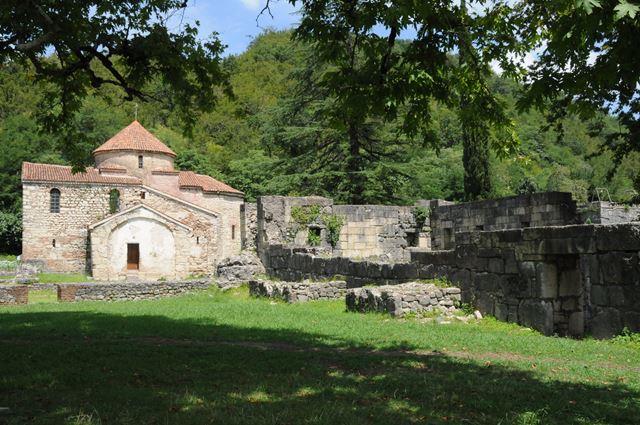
(127, 243), (139, 270)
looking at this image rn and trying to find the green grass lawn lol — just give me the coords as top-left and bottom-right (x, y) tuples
(0, 286), (638, 425)
(37, 273), (90, 283)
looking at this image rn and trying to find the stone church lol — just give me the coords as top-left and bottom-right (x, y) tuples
(21, 121), (244, 281)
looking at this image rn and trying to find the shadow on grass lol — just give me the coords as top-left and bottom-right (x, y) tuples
(0, 310), (638, 425)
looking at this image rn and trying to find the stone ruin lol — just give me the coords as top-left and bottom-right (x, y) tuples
(346, 282), (462, 317)
(231, 192), (640, 339)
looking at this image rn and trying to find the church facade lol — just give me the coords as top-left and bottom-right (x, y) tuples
(21, 121), (244, 281)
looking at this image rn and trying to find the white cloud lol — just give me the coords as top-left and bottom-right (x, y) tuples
(239, 0), (261, 11)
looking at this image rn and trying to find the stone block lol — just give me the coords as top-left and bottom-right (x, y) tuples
(591, 285), (608, 306)
(568, 311), (585, 337)
(535, 263), (557, 298)
(590, 308), (622, 339)
(488, 258), (504, 274)
(476, 292), (495, 316)
(519, 299), (554, 335)
(596, 224), (640, 251)
(608, 286), (625, 307)
(622, 312), (640, 332)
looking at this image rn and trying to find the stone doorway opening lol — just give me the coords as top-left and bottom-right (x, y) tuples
(127, 243), (140, 270)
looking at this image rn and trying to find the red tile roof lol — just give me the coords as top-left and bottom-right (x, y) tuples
(22, 162), (141, 185)
(93, 121), (177, 157)
(179, 171), (243, 195)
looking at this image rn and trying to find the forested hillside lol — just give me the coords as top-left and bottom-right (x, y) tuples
(0, 30), (638, 252)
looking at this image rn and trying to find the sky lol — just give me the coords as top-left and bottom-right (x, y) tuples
(178, 0), (301, 56)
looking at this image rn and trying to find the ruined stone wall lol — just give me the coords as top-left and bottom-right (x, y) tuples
(256, 196), (421, 262)
(241, 202), (258, 251)
(430, 192), (577, 250)
(57, 280), (211, 302)
(332, 205), (417, 262)
(346, 283), (462, 317)
(0, 285), (28, 304)
(263, 224), (640, 338)
(249, 280), (347, 303)
(22, 183), (142, 273)
(579, 201), (640, 224)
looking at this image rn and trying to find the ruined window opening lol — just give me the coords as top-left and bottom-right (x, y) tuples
(49, 188), (60, 213)
(196, 236), (200, 244)
(52, 239), (56, 247)
(140, 191), (146, 199)
(232, 225), (236, 240)
(138, 155), (144, 168)
(109, 189), (120, 214)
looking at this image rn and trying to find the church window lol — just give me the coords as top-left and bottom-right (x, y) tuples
(232, 225), (236, 240)
(50, 188), (60, 213)
(138, 155), (144, 168)
(52, 239), (56, 247)
(109, 189), (120, 214)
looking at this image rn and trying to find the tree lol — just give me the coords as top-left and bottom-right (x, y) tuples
(264, 0), (520, 200)
(516, 0), (640, 171)
(0, 0), (232, 163)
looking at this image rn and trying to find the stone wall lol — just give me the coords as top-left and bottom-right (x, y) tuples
(263, 224), (640, 338)
(0, 285), (28, 304)
(346, 283), (461, 317)
(249, 280), (347, 303)
(579, 201), (640, 224)
(256, 196), (423, 262)
(430, 192), (577, 250)
(57, 279), (211, 302)
(332, 205), (418, 262)
(22, 182), (142, 273)
(241, 202), (258, 250)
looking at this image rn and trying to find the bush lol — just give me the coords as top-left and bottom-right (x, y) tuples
(0, 211), (21, 254)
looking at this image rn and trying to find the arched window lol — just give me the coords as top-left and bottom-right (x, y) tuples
(49, 188), (60, 213)
(109, 189), (120, 214)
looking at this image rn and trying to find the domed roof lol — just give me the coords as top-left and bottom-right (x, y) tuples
(93, 121), (176, 157)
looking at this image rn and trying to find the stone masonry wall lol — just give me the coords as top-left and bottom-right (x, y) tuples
(264, 224), (640, 338)
(346, 283), (461, 317)
(249, 280), (347, 303)
(256, 196), (422, 263)
(0, 285), (28, 305)
(332, 205), (418, 262)
(578, 201), (640, 225)
(430, 192), (577, 250)
(22, 182), (143, 273)
(241, 202), (258, 251)
(57, 280), (211, 302)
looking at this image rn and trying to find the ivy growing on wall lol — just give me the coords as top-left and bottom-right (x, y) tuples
(289, 205), (344, 248)
(320, 213), (344, 248)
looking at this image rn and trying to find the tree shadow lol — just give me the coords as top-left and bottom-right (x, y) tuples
(0, 310), (638, 425)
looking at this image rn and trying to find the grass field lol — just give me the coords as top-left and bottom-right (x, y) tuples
(0, 286), (638, 424)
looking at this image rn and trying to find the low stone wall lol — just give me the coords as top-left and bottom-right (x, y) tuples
(249, 280), (347, 303)
(58, 280), (211, 302)
(346, 283), (461, 317)
(0, 285), (28, 305)
(264, 224), (640, 338)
